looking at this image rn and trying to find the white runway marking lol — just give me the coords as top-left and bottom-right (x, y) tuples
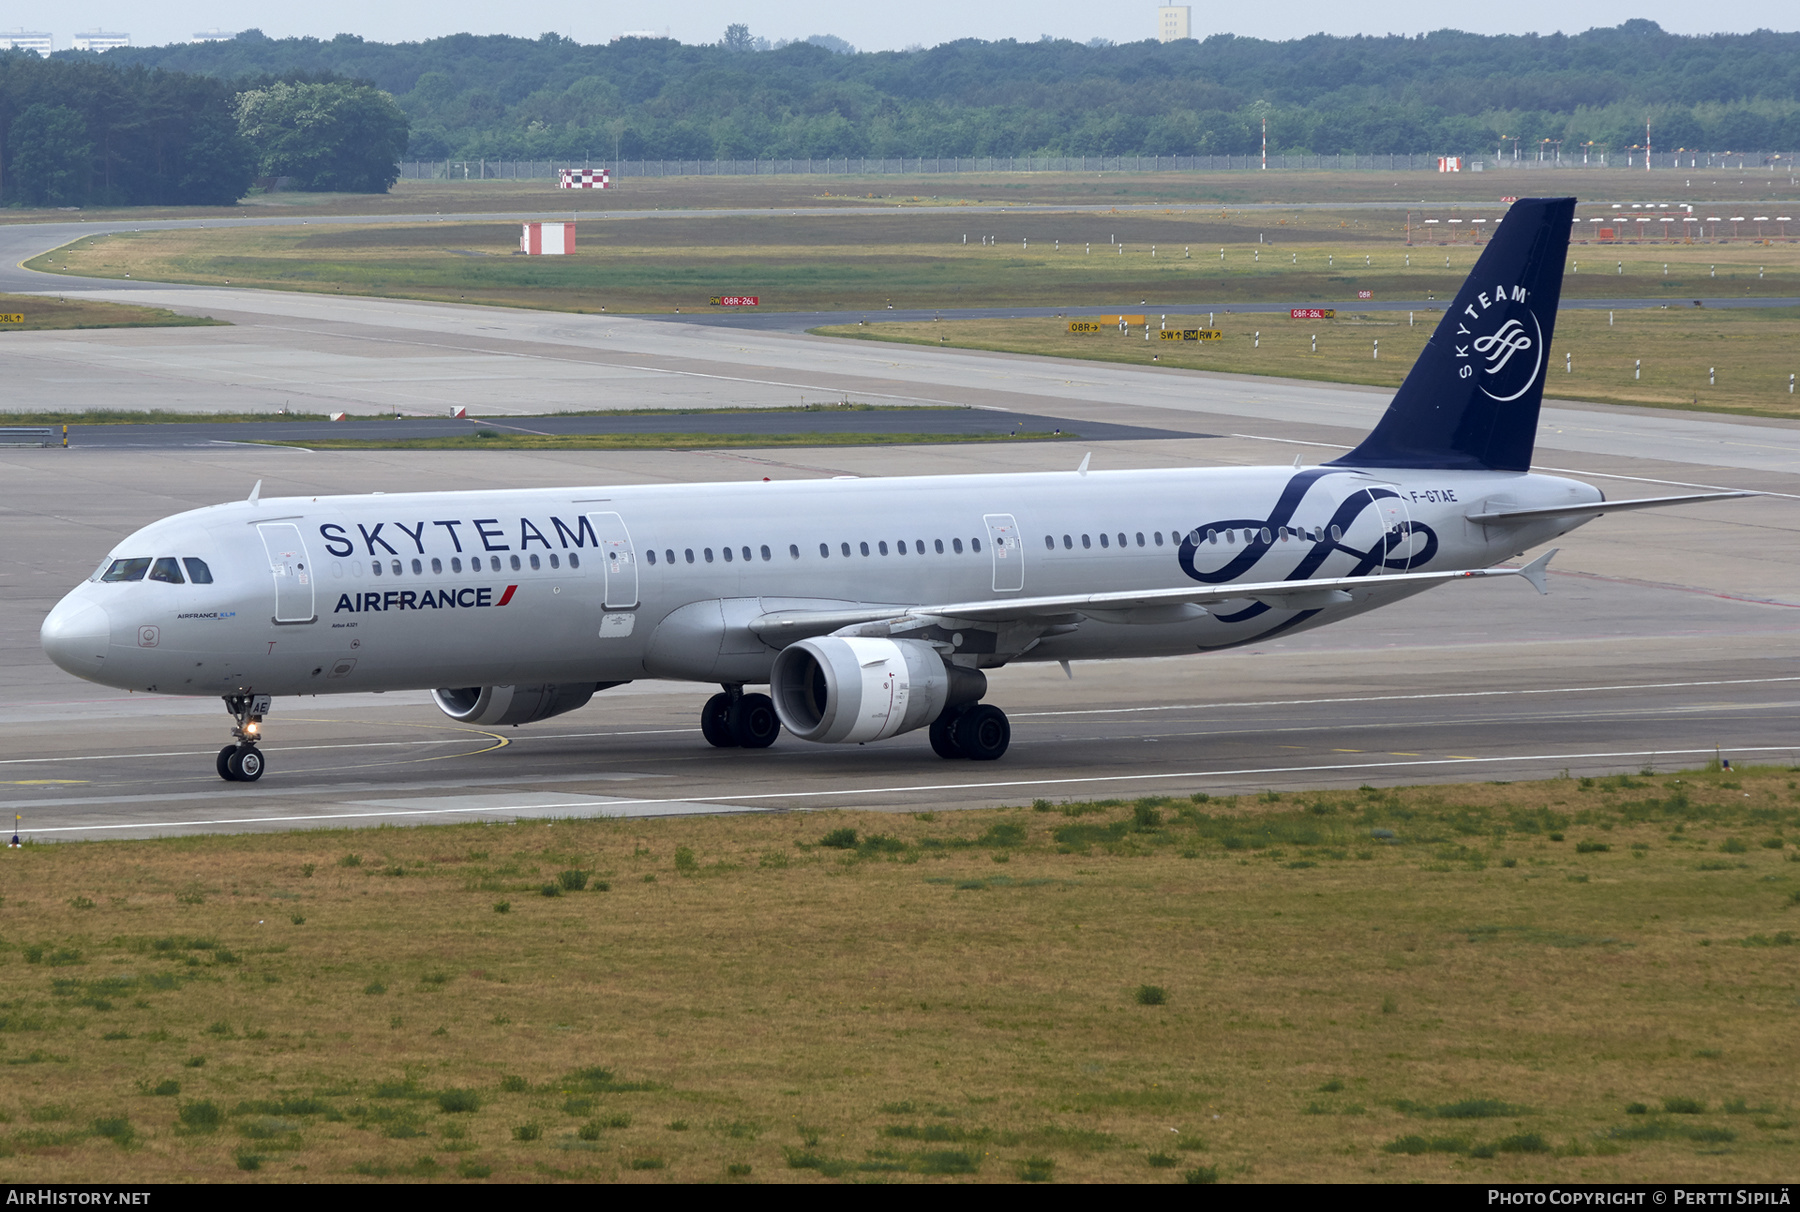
(24, 745), (1794, 837)
(1009, 675), (1800, 718)
(4, 677), (1794, 770)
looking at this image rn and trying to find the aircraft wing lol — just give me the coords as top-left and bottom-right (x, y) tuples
(1466, 491), (1758, 525)
(749, 549), (1559, 640)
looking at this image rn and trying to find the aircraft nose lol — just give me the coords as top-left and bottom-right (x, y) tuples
(40, 598), (111, 680)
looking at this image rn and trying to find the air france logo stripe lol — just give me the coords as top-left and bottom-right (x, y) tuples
(332, 585), (518, 613)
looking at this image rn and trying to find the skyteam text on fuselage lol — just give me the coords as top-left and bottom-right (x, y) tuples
(38, 198), (1754, 782)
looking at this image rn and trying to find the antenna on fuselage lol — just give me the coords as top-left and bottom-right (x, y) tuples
(1076, 453), (1091, 476)
(247, 480), (262, 506)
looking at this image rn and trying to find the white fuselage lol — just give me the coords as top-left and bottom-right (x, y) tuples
(40, 463), (1601, 699)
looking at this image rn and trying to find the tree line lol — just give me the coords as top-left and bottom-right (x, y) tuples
(86, 21), (1800, 167)
(10, 20), (1797, 206)
(0, 51), (407, 206)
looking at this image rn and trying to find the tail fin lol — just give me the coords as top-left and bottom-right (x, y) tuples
(1331, 196), (1575, 472)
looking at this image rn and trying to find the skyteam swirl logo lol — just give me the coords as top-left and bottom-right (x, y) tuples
(1452, 285), (1544, 403)
(1175, 469), (1438, 627)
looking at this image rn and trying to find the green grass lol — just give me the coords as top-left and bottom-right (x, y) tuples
(1, 764), (1796, 1181)
(820, 304), (1800, 422)
(0, 291), (224, 333)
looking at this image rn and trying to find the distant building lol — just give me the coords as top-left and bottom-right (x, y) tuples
(72, 30), (130, 51)
(1157, 6), (1191, 42)
(0, 30), (53, 55)
(191, 29), (239, 42)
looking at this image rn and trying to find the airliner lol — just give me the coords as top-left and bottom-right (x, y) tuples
(39, 197), (1750, 781)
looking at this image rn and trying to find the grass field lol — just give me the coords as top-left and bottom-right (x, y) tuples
(0, 169), (1793, 225)
(1, 764), (1796, 1183)
(820, 306), (1800, 421)
(0, 292), (223, 334)
(31, 214), (1800, 317)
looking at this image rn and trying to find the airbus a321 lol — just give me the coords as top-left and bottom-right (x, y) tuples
(39, 197), (1750, 781)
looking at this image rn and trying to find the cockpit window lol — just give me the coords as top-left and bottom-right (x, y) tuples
(183, 557), (214, 584)
(149, 557), (185, 584)
(101, 558), (152, 582)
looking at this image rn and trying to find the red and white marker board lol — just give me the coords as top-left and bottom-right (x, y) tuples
(521, 222), (575, 255)
(558, 167), (610, 189)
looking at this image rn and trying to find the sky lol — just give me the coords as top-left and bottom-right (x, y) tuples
(15, 1), (1796, 55)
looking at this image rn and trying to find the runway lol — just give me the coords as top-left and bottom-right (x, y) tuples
(1, 212), (1796, 841)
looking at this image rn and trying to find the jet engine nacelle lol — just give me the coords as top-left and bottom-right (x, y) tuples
(770, 637), (985, 744)
(432, 683), (616, 727)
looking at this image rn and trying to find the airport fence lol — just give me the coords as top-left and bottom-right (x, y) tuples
(398, 152), (1797, 181)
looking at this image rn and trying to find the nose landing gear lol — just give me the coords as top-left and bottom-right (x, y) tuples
(218, 694), (271, 782)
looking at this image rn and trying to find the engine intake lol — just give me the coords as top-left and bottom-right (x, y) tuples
(432, 682), (621, 727)
(770, 637), (985, 744)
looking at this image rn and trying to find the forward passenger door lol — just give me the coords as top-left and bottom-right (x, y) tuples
(257, 522), (316, 624)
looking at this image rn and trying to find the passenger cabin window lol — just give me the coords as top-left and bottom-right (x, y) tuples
(742, 546), (752, 562)
(371, 559), (384, 576)
(646, 550), (657, 565)
(529, 554), (541, 570)
(761, 545), (772, 561)
(101, 557), (152, 582)
(819, 543), (830, 558)
(841, 542), (851, 557)
(412, 558), (424, 574)
(549, 554), (560, 569)
(1099, 533), (1109, 548)
(859, 542), (870, 557)
(149, 557), (184, 584)
(1044, 535), (1055, 550)
(971, 538), (982, 552)
(1154, 532), (1165, 546)
(391, 559), (403, 576)
(1330, 525), (1343, 541)
(789, 545), (800, 560)
(723, 546), (734, 562)
(569, 553), (581, 569)
(510, 555), (521, 571)
(431, 557), (443, 574)
(685, 549), (695, 564)
(934, 539), (944, 554)
(451, 557), (462, 573)
(1081, 534), (1091, 549)
(183, 557), (214, 583)
(952, 538), (963, 553)
(878, 541), (888, 556)
(664, 550), (674, 565)
(704, 548), (714, 563)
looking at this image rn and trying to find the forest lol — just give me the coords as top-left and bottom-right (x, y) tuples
(81, 21), (1800, 163)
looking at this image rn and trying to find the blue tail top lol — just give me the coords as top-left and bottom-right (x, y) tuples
(1331, 196), (1574, 472)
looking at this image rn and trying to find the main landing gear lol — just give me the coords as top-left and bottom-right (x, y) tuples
(701, 685), (780, 750)
(217, 694), (271, 782)
(928, 702), (1010, 761)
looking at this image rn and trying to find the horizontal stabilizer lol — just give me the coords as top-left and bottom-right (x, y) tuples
(1516, 548), (1557, 595)
(1466, 491), (1759, 525)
